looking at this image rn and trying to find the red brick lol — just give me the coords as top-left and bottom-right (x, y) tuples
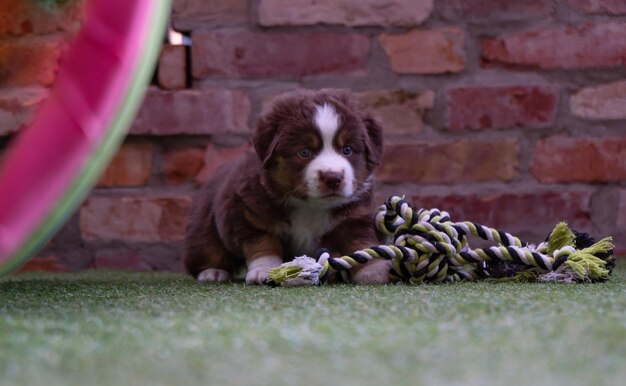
(130, 88), (251, 135)
(0, 87), (48, 136)
(80, 195), (192, 242)
(441, 0), (553, 21)
(591, 190), (626, 255)
(14, 256), (68, 274)
(191, 30), (370, 79)
(196, 143), (251, 184)
(171, 0), (249, 30)
(413, 191), (593, 233)
(570, 80), (626, 120)
(91, 244), (183, 272)
(0, 0), (84, 36)
(161, 144), (250, 185)
(0, 35), (69, 87)
(163, 144), (250, 184)
(377, 140), (519, 184)
(92, 254), (151, 271)
(567, 0), (626, 14)
(162, 147), (205, 185)
(482, 22), (626, 69)
(259, 0), (433, 27)
(447, 85), (558, 130)
(379, 28), (465, 74)
(158, 45), (186, 90)
(97, 143), (154, 188)
(531, 137), (626, 183)
(616, 189), (626, 230)
(355, 90), (435, 135)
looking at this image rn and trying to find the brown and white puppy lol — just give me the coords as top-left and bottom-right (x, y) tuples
(184, 89), (390, 284)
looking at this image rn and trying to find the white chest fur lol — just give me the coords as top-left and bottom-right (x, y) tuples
(282, 203), (335, 256)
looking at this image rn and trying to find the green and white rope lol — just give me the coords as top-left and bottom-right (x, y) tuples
(268, 196), (615, 286)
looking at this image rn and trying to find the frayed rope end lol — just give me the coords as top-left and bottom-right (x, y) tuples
(546, 222), (576, 255)
(267, 255), (322, 287)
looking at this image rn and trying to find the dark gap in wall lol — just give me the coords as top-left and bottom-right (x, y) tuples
(182, 31), (193, 88)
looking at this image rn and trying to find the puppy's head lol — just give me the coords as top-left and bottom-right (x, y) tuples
(254, 89), (383, 206)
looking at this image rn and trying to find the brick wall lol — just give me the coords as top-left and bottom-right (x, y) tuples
(2, 0), (625, 273)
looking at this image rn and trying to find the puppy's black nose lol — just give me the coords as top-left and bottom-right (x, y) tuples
(319, 171), (343, 191)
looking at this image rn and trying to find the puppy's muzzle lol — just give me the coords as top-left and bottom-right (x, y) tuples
(318, 170), (344, 193)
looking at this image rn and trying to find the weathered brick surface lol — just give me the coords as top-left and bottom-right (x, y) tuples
(163, 144), (251, 186)
(379, 28), (465, 74)
(0, 0), (84, 36)
(616, 189), (626, 230)
(158, 45), (186, 90)
(570, 80), (626, 120)
(14, 256), (68, 273)
(482, 22), (626, 69)
(192, 30), (370, 79)
(196, 144), (251, 184)
(441, 0), (553, 21)
(356, 90), (435, 135)
(131, 88), (251, 135)
(171, 0), (249, 30)
(0, 87), (48, 135)
(162, 147), (205, 185)
(377, 140), (519, 184)
(0, 35), (68, 87)
(97, 143), (154, 188)
(567, 0), (626, 14)
(532, 137), (626, 183)
(92, 244), (184, 272)
(92, 254), (152, 271)
(414, 191), (592, 231)
(447, 86), (558, 130)
(80, 195), (192, 242)
(259, 0), (433, 27)
(91, 247), (183, 272)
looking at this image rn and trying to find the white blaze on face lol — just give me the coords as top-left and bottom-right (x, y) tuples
(304, 104), (355, 198)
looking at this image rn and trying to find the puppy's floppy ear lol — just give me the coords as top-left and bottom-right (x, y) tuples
(253, 115), (280, 167)
(363, 114), (384, 171)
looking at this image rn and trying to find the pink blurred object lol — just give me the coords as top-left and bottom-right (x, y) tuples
(0, 0), (157, 264)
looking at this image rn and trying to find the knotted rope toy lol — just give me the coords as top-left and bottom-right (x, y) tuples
(268, 196), (615, 287)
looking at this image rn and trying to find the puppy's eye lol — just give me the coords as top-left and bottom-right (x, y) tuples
(342, 145), (353, 156)
(297, 148), (312, 159)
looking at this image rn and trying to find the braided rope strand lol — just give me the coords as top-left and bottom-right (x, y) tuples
(314, 196), (614, 284)
(269, 196), (614, 286)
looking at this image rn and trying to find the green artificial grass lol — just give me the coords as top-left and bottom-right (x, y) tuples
(2, 265), (626, 386)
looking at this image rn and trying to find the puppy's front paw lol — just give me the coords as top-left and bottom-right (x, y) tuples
(352, 259), (392, 284)
(245, 256), (283, 285)
(245, 268), (272, 284)
(197, 268), (231, 283)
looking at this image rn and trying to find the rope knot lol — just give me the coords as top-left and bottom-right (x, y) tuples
(268, 196), (615, 286)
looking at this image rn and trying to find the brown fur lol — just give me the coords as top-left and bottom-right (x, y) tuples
(184, 89), (384, 281)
